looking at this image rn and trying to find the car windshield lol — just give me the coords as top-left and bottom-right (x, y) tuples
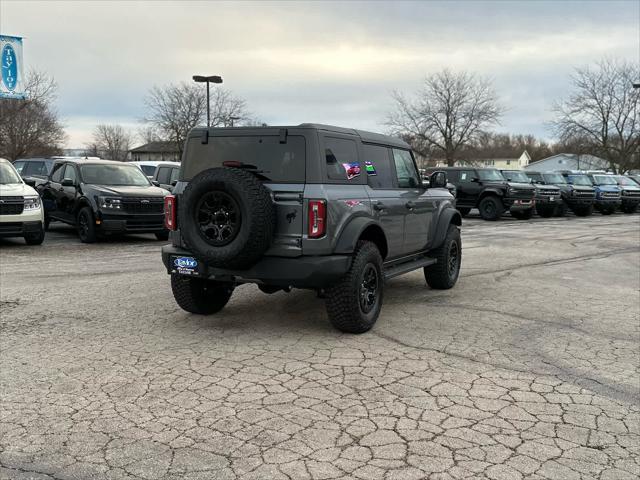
(80, 164), (151, 186)
(543, 173), (566, 184)
(593, 175), (617, 185)
(615, 176), (637, 186)
(0, 163), (22, 184)
(504, 171), (530, 183)
(477, 169), (504, 181)
(569, 175), (592, 186)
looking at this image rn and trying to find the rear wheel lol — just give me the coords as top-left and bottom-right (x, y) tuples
(478, 196), (504, 221)
(325, 241), (383, 334)
(457, 207), (471, 217)
(555, 202), (568, 217)
(424, 224), (461, 290)
(511, 209), (533, 220)
(171, 274), (234, 315)
(77, 207), (97, 243)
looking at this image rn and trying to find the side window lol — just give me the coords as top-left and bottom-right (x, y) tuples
(63, 164), (77, 183)
(446, 170), (459, 182)
(362, 144), (394, 189)
(25, 161), (46, 176)
(156, 167), (171, 184)
(170, 167), (180, 184)
(392, 149), (420, 188)
(324, 137), (360, 181)
(13, 161), (25, 174)
(50, 163), (65, 183)
(459, 170), (475, 183)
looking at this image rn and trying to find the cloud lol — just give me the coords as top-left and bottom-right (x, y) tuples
(2, 0), (637, 147)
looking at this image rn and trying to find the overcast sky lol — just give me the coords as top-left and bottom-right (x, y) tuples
(2, 0), (638, 148)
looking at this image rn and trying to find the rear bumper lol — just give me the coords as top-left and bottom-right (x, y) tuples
(0, 220), (42, 238)
(161, 245), (352, 289)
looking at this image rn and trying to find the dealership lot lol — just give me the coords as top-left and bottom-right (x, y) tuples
(1, 215), (639, 480)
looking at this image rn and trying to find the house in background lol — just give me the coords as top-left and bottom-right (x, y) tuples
(129, 142), (181, 162)
(523, 153), (609, 172)
(436, 150), (531, 169)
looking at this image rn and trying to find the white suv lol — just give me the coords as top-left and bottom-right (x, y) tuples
(0, 158), (45, 245)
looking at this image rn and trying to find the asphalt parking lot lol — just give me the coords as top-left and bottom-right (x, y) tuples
(1, 213), (639, 480)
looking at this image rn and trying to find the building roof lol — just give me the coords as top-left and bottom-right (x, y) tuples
(526, 153), (608, 168)
(130, 141), (180, 154)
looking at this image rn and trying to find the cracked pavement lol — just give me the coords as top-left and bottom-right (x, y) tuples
(1, 214), (639, 479)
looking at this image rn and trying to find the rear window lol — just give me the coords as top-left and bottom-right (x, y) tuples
(183, 135), (306, 183)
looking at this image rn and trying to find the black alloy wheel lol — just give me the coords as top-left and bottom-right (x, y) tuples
(196, 191), (241, 246)
(359, 264), (379, 315)
(447, 239), (460, 280)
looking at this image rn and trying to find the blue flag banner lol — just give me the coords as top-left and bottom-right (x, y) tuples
(0, 35), (25, 99)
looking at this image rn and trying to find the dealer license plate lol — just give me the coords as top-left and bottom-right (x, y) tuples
(171, 256), (200, 276)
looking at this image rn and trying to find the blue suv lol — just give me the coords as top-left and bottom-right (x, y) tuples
(561, 172), (620, 215)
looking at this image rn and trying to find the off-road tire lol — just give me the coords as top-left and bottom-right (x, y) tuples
(621, 203), (638, 214)
(573, 204), (593, 217)
(171, 273), (234, 315)
(457, 207), (471, 217)
(44, 215), (51, 231)
(478, 195), (504, 221)
(325, 241), (383, 334)
(424, 224), (461, 289)
(77, 207), (97, 243)
(179, 167), (275, 269)
(511, 209), (533, 220)
(155, 231), (169, 241)
(536, 205), (556, 218)
(24, 226), (45, 245)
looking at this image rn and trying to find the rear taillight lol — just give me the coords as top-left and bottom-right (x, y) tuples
(308, 200), (326, 238)
(164, 195), (176, 230)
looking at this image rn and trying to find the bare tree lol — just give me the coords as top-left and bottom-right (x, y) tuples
(0, 70), (66, 160)
(88, 124), (133, 161)
(553, 58), (640, 173)
(142, 82), (250, 156)
(386, 69), (503, 166)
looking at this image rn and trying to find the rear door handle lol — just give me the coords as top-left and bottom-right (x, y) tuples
(405, 201), (416, 210)
(373, 202), (387, 211)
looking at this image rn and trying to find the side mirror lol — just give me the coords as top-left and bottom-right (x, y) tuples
(171, 180), (177, 187)
(24, 179), (36, 187)
(471, 177), (480, 183)
(61, 178), (75, 187)
(152, 180), (160, 187)
(429, 171), (447, 189)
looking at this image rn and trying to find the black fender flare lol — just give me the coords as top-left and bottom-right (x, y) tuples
(431, 208), (462, 250)
(334, 217), (388, 257)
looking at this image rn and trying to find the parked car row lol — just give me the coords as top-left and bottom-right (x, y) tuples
(426, 167), (640, 220)
(0, 157), (171, 245)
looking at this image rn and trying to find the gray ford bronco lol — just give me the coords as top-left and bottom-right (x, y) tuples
(161, 124), (462, 333)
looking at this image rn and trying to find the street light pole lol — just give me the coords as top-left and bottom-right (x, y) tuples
(192, 75), (223, 127)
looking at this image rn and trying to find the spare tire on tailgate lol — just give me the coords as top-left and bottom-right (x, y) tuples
(179, 167), (275, 269)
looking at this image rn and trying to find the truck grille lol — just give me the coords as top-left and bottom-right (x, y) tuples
(121, 197), (164, 214)
(509, 189), (534, 199)
(624, 190), (640, 197)
(538, 189), (559, 196)
(602, 192), (620, 198)
(0, 196), (24, 215)
(125, 217), (165, 231)
(575, 190), (595, 198)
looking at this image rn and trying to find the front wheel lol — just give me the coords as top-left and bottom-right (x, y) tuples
(511, 209), (533, 220)
(536, 205), (555, 218)
(171, 274), (234, 315)
(457, 207), (471, 217)
(424, 224), (461, 289)
(621, 203), (638, 214)
(24, 226), (45, 245)
(77, 207), (97, 243)
(478, 196), (504, 221)
(325, 241), (383, 334)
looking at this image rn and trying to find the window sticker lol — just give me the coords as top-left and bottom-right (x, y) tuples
(365, 161), (377, 175)
(342, 162), (361, 180)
